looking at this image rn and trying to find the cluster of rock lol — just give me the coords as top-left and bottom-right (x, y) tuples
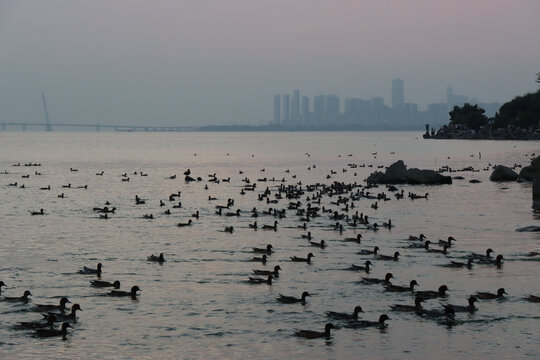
(426, 123), (540, 140)
(490, 164), (535, 182)
(366, 161), (452, 185)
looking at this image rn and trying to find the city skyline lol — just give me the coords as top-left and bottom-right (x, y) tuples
(0, 1), (538, 126)
(272, 79), (501, 129)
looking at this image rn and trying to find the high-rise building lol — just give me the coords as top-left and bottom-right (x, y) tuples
(392, 78), (404, 108)
(273, 95), (280, 124)
(291, 90), (300, 122)
(325, 95), (340, 123)
(301, 96), (310, 122)
(313, 95), (325, 123)
(283, 94), (290, 122)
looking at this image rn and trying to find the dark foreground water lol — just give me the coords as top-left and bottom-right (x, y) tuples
(0, 131), (538, 359)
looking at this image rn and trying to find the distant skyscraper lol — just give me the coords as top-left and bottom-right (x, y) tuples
(283, 94), (290, 122)
(313, 95), (325, 123)
(446, 86), (453, 106)
(301, 96), (310, 122)
(325, 95), (340, 123)
(273, 94), (280, 124)
(292, 90), (300, 121)
(392, 78), (404, 108)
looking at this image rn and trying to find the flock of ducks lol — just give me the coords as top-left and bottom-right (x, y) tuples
(1, 153), (539, 343)
(0, 261), (141, 339)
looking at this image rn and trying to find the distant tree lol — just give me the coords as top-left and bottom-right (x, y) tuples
(449, 103), (488, 130)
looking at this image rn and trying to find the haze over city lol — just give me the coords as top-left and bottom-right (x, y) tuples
(1, 0), (539, 127)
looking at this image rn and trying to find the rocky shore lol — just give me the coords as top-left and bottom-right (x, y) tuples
(424, 123), (540, 140)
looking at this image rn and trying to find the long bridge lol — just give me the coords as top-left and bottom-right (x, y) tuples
(0, 122), (200, 132)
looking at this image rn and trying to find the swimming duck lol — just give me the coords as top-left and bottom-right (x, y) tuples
(247, 274), (273, 285)
(438, 236), (456, 247)
(362, 272), (393, 285)
(90, 280), (120, 289)
(376, 251), (400, 261)
(252, 265), (281, 278)
(357, 246), (379, 255)
(294, 323), (334, 339)
(34, 322), (72, 339)
(252, 244), (273, 255)
(31, 209), (45, 215)
(427, 244), (449, 255)
(347, 261), (372, 272)
(262, 221), (278, 231)
(524, 295), (540, 303)
(192, 211), (199, 219)
(300, 232), (312, 240)
(475, 288), (506, 300)
(409, 240), (430, 249)
(471, 248), (494, 260)
(249, 221), (258, 229)
(290, 253), (314, 264)
(251, 254), (267, 264)
(225, 209), (241, 217)
(147, 253), (165, 263)
(343, 234), (362, 243)
(390, 296), (424, 312)
(417, 304), (455, 319)
(385, 280), (419, 292)
(415, 285), (449, 300)
(109, 285), (141, 299)
(177, 220), (193, 227)
(326, 306), (363, 320)
(309, 240), (326, 249)
(34, 297), (70, 312)
(409, 234), (426, 241)
(479, 254), (504, 266)
(79, 263), (103, 275)
(0, 281), (5, 293)
(444, 296), (478, 313)
(3, 290), (32, 302)
(45, 303), (82, 323)
(17, 314), (57, 330)
(347, 314), (390, 329)
(276, 291), (310, 304)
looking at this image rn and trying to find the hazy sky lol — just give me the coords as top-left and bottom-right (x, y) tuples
(1, 0), (539, 126)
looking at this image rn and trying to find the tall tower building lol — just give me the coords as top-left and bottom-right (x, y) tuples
(313, 95), (325, 123)
(392, 78), (404, 108)
(273, 94), (281, 124)
(283, 94), (290, 122)
(291, 90), (300, 122)
(301, 96), (310, 122)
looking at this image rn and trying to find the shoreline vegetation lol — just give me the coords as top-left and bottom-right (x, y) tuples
(425, 78), (540, 141)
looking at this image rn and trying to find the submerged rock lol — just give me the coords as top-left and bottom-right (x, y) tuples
(366, 160), (452, 185)
(489, 165), (518, 182)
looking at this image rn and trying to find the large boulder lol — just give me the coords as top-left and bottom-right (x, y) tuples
(518, 166), (533, 182)
(406, 168), (452, 185)
(366, 160), (452, 185)
(489, 165), (518, 182)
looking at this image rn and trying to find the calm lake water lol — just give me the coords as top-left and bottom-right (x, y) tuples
(0, 131), (538, 359)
